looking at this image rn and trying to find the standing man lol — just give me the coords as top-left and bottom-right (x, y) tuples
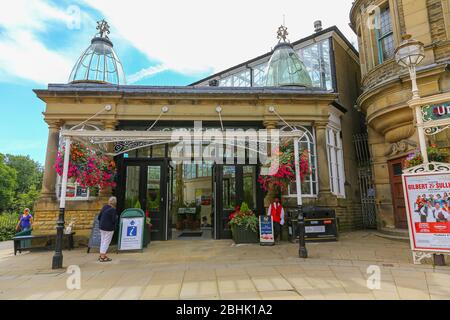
(267, 197), (285, 244)
(98, 196), (118, 262)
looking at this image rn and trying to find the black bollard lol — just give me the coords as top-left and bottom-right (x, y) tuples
(297, 206), (308, 258)
(52, 207), (65, 269)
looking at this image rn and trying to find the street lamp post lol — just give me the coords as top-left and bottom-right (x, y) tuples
(394, 34), (428, 164)
(293, 135), (308, 258)
(395, 35), (446, 266)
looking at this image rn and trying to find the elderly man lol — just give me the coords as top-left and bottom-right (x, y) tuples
(98, 196), (118, 262)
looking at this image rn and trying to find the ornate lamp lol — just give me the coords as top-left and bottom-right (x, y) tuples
(394, 34), (425, 99)
(394, 35), (428, 162)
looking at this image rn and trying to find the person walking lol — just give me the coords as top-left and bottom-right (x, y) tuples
(98, 196), (118, 262)
(16, 208), (33, 232)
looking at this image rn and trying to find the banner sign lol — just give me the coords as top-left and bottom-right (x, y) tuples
(259, 215), (274, 245)
(118, 217), (144, 251)
(422, 102), (450, 122)
(403, 172), (450, 252)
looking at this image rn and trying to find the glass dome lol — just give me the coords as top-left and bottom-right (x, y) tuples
(68, 29), (126, 85)
(265, 42), (312, 87)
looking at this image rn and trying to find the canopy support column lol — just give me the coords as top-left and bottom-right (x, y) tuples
(52, 136), (71, 269)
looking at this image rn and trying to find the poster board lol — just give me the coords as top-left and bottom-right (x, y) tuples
(403, 172), (450, 253)
(87, 214), (101, 253)
(259, 215), (275, 246)
(118, 216), (145, 251)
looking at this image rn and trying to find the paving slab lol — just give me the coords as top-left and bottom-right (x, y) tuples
(1, 231), (450, 300)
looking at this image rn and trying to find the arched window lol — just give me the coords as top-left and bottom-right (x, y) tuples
(281, 125), (318, 197)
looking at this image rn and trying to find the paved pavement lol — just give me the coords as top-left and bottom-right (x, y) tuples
(1, 231), (450, 300)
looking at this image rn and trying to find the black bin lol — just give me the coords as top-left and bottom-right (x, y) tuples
(287, 207), (338, 243)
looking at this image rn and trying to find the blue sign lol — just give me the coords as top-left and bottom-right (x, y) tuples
(127, 223), (137, 236)
(259, 215), (275, 245)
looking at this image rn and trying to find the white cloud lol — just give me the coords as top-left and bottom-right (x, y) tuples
(83, 0), (357, 75)
(0, 0), (358, 84)
(0, 0), (85, 84)
(127, 64), (168, 84)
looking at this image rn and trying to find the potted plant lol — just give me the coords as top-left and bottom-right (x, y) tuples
(229, 202), (259, 244)
(403, 145), (450, 169)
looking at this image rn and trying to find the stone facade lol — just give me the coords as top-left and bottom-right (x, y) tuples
(33, 28), (364, 241)
(350, 0), (450, 232)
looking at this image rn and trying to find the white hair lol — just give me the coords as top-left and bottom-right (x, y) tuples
(108, 196), (117, 206)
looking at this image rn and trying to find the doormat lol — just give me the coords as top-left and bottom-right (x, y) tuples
(178, 232), (203, 237)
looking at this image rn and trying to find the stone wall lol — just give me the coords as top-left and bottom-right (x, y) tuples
(33, 197), (108, 245)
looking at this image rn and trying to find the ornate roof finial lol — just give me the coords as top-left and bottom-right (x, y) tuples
(277, 24), (289, 43)
(96, 19), (110, 38)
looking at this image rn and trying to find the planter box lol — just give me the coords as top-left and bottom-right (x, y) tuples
(231, 225), (259, 244)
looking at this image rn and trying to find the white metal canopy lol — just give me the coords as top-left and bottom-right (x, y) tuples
(61, 128), (306, 157)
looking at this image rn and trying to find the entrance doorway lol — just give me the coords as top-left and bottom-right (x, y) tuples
(388, 157), (407, 229)
(117, 157), (264, 240)
(213, 165), (264, 239)
(117, 159), (171, 241)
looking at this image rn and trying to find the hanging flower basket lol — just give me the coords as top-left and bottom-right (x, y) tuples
(54, 142), (117, 189)
(403, 145), (450, 169)
(258, 140), (310, 195)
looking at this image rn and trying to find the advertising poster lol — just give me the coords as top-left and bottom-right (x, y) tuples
(119, 217), (144, 251)
(403, 172), (450, 252)
(259, 215), (274, 245)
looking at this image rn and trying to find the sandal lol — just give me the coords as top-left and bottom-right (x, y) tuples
(98, 256), (112, 262)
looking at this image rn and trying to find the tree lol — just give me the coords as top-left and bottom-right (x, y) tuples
(4, 154), (43, 194)
(12, 185), (40, 213)
(0, 154), (17, 212)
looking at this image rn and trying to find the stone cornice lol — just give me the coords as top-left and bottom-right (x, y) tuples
(34, 84), (338, 104)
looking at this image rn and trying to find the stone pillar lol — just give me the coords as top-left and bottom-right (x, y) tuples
(99, 120), (117, 198)
(263, 120), (279, 205)
(315, 121), (332, 199)
(263, 120), (278, 130)
(41, 120), (63, 199)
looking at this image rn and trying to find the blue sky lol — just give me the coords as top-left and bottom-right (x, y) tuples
(0, 0), (357, 164)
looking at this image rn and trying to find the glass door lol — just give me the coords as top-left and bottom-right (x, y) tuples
(213, 164), (263, 239)
(119, 160), (168, 241)
(145, 164), (165, 240)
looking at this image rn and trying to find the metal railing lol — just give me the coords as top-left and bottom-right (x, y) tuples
(353, 133), (372, 167)
(353, 133), (377, 229)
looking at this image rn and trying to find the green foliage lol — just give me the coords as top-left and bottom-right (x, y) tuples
(240, 202), (250, 214)
(229, 202), (259, 233)
(0, 155), (17, 212)
(4, 154), (43, 194)
(0, 153), (43, 214)
(0, 213), (20, 241)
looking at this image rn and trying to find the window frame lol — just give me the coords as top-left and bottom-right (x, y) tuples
(375, 5), (395, 64)
(326, 125), (346, 198)
(280, 125), (319, 198)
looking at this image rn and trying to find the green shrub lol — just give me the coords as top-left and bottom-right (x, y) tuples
(0, 213), (19, 241)
(228, 202), (258, 233)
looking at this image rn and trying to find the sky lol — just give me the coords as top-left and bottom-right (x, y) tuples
(0, 0), (357, 165)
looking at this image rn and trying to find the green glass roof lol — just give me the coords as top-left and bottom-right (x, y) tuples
(265, 42), (312, 87)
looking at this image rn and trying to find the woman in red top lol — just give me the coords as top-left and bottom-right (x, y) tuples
(267, 197), (285, 243)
